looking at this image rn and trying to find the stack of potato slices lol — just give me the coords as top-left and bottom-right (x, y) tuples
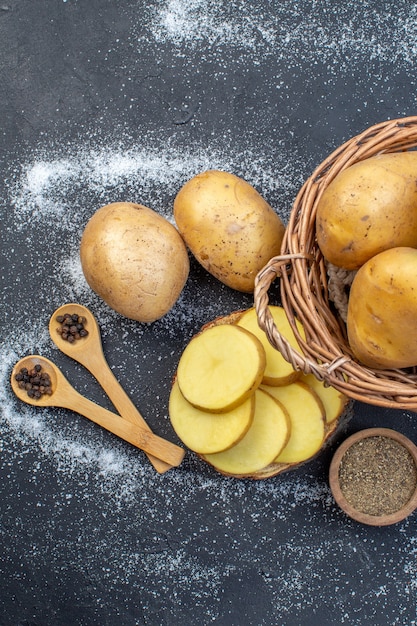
(169, 306), (348, 478)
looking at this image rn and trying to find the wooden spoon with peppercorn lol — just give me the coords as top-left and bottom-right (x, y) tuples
(48, 303), (179, 474)
(11, 355), (185, 468)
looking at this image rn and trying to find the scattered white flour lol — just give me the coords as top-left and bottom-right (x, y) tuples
(148, 0), (417, 68)
(151, 0), (277, 49)
(10, 138), (299, 233)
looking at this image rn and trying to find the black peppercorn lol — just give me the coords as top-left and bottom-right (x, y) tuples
(56, 312), (89, 343)
(15, 365), (53, 400)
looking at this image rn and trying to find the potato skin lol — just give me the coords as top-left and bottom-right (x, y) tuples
(347, 247), (417, 369)
(316, 152), (417, 270)
(173, 170), (285, 292)
(80, 202), (189, 322)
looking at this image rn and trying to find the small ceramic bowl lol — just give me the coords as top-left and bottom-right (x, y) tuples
(329, 428), (417, 526)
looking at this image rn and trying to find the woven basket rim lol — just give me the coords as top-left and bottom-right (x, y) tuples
(254, 115), (417, 410)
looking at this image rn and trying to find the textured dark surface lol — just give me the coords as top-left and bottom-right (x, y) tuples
(1, 2), (417, 625)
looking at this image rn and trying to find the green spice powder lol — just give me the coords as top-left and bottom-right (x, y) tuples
(338, 436), (417, 516)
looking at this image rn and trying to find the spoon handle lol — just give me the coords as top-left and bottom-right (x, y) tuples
(49, 304), (177, 473)
(58, 387), (185, 467)
(79, 349), (175, 473)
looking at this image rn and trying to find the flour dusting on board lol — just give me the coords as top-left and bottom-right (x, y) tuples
(11, 139), (298, 231)
(151, 0), (276, 48)
(149, 0), (417, 67)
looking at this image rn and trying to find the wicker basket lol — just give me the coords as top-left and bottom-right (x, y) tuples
(254, 116), (417, 411)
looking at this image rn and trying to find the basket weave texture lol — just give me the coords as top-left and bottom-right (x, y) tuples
(254, 116), (417, 410)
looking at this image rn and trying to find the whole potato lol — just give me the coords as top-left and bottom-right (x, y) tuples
(80, 202), (189, 322)
(173, 170), (285, 293)
(316, 152), (417, 270)
(347, 247), (417, 369)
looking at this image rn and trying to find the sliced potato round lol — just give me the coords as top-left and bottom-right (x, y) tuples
(202, 388), (290, 476)
(169, 379), (254, 454)
(262, 381), (325, 464)
(236, 306), (305, 386)
(176, 324), (266, 412)
(301, 373), (348, 424)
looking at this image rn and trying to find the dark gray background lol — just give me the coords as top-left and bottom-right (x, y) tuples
(1, 1), (416, 625)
